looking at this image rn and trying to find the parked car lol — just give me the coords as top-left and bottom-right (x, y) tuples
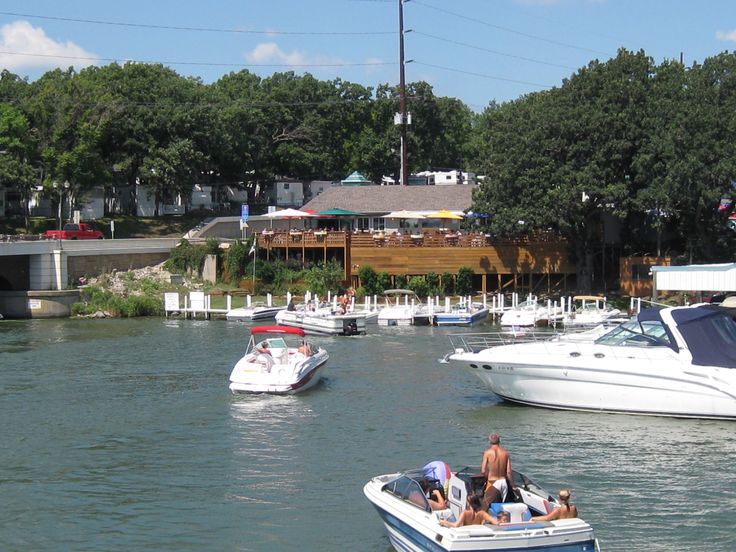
(44, 223), (104, 240)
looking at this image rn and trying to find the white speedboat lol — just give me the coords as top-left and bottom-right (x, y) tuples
(447, 305), (736, 419)
(228, 325), (328, 394)
(364, 465), (598, 552)
(377, 289), (431, 326)
(275, 306), (367, 335)
(500, 298), (564, 327)
(226, 302), (286, 321)
(435, 300), (489, 326)
(562, 296), (622, 327)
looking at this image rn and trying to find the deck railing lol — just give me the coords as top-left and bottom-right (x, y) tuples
(256, 229), (561, 249)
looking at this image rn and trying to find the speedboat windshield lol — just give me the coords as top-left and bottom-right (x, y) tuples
(382, 474), (430, 511)
(594, 319), (672, 347)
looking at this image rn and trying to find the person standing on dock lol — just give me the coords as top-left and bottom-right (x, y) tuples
(481, 432), (513, 509)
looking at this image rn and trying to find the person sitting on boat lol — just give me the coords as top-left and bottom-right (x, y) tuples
(419, 479), (446, 510)
(481, 432), (514, 509)
(439, 495), (500, 527)
(298, 340), (312, 356)
(256, 341), (271, 355)
(496, 511), (510, 524)
(531, 489), (578, 521)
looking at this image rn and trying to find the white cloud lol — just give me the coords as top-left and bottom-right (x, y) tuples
(244, 42), (346, 68)
(716, 29), (736, 42)
(0, 20), (98, 72)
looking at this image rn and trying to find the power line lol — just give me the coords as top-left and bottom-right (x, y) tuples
(411, 30), (577, 70)
(413, 61), (553, 89)
(0, 11), (394, 36)
(0, 50), (396, 69)
(411, 0), (612, 57)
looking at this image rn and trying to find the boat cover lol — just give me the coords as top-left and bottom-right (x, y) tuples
(671, 308), (736, 368)
(251, 325), (306, 336)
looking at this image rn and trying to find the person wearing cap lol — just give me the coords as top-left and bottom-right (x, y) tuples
(481, 432), (513, 509)
(531, 489), (578, 521)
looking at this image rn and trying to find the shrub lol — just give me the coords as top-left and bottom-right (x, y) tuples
(408, 275), (429, 298)
(376, 272), (391, 293)
(358, 265), (379, 295)
(303, 259), (345, 296)
(441, 272), (455, 296)
(426, 272), (440, 296)
(224, 240), (250, 282)
(394, 274), (407, 289)
(456, 266), (475, 295)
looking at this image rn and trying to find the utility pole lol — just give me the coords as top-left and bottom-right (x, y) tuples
(397, 0), (409, 186)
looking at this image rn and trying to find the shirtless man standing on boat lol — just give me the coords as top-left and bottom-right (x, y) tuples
(481, 432), (513, 509)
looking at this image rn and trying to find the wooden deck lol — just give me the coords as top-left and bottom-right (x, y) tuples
(256, 230), (575, 293)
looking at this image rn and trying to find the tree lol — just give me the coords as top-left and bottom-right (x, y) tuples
(471, 49), (655, 290)
(0, 103), (38, 229)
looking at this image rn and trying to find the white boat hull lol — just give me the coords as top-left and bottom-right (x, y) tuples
(364, 473), (597, 552)
(226, 305), (286, 321)
(436, 308), (489, 326)
(229, 350), (328, 395)
(451, 342), (736, 419)
(275, 310), (367, 335)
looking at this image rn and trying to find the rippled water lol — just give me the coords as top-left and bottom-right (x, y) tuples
(1, 318), (734, 551)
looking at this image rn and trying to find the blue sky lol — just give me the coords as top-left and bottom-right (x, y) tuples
(1, 0), (734, 110)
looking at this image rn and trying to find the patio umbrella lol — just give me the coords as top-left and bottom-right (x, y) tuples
(424, 209), (464, 220)
(382, 210), (426, 219)
(316, 207), (362, 216)
(316, 207), (363, 230)
(263, 208), (314, 230)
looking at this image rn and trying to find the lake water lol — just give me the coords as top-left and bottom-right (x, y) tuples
(1, 317), (734, 551)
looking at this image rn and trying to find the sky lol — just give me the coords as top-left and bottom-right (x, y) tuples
(0, 0), (735, 111)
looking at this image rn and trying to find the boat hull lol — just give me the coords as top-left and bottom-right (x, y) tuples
(229, 352), (328, 395)
(450, 343), (736, 419)
(276, 310), (366, 335)
(226, 306), (285, 321)
(364, 476), (597, 552)
(436, 308), (489, 326)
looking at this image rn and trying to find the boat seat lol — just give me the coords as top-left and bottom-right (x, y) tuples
(490, 502), (531, 523)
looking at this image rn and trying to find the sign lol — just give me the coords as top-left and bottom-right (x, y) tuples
(28, 299), (42, 310)
(164, 292), (180, 312)
(240, 204), (249, 222)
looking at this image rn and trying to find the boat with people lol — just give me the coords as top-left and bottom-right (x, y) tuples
(364, 463), (598, 552)
(435, 298), (489, 326)
(377, 289), (432, 326)
(228, 325), (328, 394)
(275, 303), (367, 335)
(562, 295), (623, 327)
(225, 302), (286, 321)
(446, 304), (736, 419)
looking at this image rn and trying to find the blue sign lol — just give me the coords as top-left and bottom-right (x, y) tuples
(241, 204), (249, 222)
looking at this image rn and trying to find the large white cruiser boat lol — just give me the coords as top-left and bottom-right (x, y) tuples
(447, 305), (736, 419)
(364, 465), (598, 552)
(228, 325), (328, 394)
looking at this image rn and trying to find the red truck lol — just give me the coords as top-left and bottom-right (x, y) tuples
(45, 223), (104, 240)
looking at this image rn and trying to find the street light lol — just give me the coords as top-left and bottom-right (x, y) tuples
(53, 180), (70, 230)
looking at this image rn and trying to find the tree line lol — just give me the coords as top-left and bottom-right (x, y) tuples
(1, 48), (735, 288)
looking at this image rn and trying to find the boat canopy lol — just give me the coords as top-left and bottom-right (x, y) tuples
(671, 308), (736, 368)
(383, 289), (416, 295)
(251, 325), (306, 337)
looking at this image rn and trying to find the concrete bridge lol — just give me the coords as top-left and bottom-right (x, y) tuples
(0, 238), (178, 318)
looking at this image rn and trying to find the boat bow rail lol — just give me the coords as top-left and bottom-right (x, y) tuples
(446, 331), (558, 354)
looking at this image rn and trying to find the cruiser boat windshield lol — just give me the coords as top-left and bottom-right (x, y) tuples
(594, 318), (672, 348)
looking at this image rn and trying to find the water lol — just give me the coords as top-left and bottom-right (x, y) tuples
(1, 317), (734, 551)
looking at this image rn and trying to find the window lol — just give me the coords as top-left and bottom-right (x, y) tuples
(631, 264), (651, 281)
(283, 183), (290, 190)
